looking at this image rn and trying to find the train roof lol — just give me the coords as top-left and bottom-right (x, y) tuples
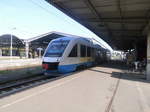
(52, 36), (92, 42)
(51, 36), (109, 52)
(53, 36), (78, 41)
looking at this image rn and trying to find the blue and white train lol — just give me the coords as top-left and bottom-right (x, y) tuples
(42, 36), (108, 75)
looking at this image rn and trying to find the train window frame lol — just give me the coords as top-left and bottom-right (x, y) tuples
(80, 45), (86, 57)
(87, 46), (91, 57)
(68, 44), (78, 57)
(91, 47), (95, 57)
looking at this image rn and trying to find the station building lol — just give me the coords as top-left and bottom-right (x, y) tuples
(0, 34), (24, 57)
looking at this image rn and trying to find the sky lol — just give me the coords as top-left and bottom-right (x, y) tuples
(0, 0), (112, 51)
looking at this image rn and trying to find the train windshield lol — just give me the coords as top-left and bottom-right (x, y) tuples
(44, 40), (70, 57)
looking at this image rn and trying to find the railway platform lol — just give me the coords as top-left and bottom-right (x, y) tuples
(0, 58), (42, 83)
(0, 65), (149, 112)
(0, 58), (42, 71)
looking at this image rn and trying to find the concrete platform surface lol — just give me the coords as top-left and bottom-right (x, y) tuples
(0, 58), (42, 83)
(0, 66), (150, 112)
(0, 58), (42, 71)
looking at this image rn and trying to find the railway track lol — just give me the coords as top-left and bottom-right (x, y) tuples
(0, 74), (58, 98)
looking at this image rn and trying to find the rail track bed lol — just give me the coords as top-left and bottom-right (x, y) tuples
(0, 74), (58, 98)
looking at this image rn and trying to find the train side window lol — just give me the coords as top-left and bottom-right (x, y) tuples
(87, 47), (91, 57)
(91, 48), (95, 57)
(69, 44), (77, 57)
(80, 45), (86, 57)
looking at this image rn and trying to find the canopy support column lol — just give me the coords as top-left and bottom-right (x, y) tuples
(147, 31), (150, 80)
(25, 42), (29, 58)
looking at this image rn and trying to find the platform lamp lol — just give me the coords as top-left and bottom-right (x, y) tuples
(10, 27), (16, 58)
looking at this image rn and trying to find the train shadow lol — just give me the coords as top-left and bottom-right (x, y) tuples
(88, 68), (149, 84)
(93, 61), (149, 83)
(111, 72), (149, 83)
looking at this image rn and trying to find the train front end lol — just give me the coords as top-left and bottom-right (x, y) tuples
(42, 38), (70, 75)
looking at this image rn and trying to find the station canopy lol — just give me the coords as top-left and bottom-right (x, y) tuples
(25, 31), (80, 43)
(0, 34), (24, 47)
(47, 0), (149, 50)
(28, 31), (67, 48)
(25, 31), (108, 49)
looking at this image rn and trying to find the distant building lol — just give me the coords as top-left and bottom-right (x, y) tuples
(0, 34), (24, 56)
